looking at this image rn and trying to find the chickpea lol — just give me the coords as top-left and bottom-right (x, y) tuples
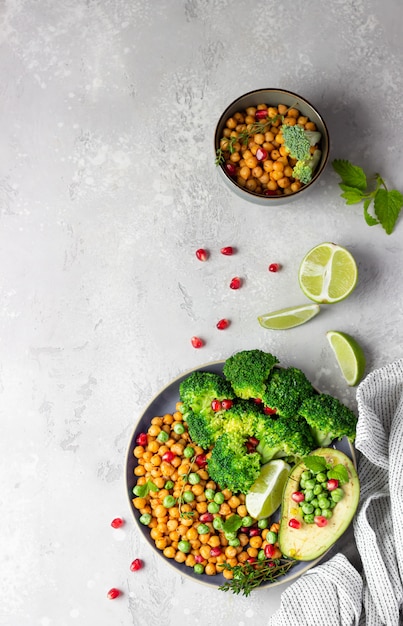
(226, 117), (237, 129)
(205, 563), (217, 576)
(252, 166), (263, 179)
(239, 166), (251, 180)
(305, 121), (317, 131)
(245, 156), (258, 169)
(245, 179), (258, 192)
(229, 152), (241, 163)
(163, 546), (176, 559)
(253, 133), (265, 145)
(270, 149), (280, 161)
(278, 177), (291, 189)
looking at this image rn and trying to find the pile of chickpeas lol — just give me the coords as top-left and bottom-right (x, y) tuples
(131, 402), (282, 580)
(217, 102), (319, 196)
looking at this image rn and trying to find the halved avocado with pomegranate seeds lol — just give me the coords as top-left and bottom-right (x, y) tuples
(278, 448), (360, 561)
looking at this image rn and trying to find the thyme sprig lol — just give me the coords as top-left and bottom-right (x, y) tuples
(218, 558), (297, 596)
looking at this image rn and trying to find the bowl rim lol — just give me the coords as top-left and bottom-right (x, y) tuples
(214, 88), (330, 201)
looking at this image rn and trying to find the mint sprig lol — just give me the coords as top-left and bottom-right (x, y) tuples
(332, 159), (403, 235)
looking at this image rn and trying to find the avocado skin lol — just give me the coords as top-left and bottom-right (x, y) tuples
(278, 448), (360, 561)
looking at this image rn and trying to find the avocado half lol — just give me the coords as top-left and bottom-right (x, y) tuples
(278, 448), (360, 561)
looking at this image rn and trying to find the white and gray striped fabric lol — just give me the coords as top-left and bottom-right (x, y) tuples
(268, 359), (403, 626)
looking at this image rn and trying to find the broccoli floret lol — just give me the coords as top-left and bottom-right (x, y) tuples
(292, 149), (322, 184)
(221, 399), (263, 439)
(298, 393), (358, 447)
(262, 367), (316, 418)
(179, 371), (235, 415)
(223, 349), (279, 400)
(185, 410), (225, 449)
(255, 414), (316, 464)
(207, 432), (261, 494)
(281, 124), (321, 161)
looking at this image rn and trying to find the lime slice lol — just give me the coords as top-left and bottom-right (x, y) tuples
(258, 303), (320, 330)
(245, 459), (291, 519)
(298, 242), (358, 304)
(326, 330), (366, 386)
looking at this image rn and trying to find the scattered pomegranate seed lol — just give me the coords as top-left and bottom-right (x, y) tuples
(327, 479), (339, 491)
(264, 543), (276, 558)
(195, 248), (208, 262)
(268, 263), (281, 272)
(191, 336), (204, 348)
(249, 527), (260, 537)
(288, 518), (301, 529)
(263, 406), (277, 415)
(211, 399), (222, 412)
(221, 399), (233, 410)
(194, 554), (204, 563)
(224, 163), (237, 176)
(161, 450), (176, 463)
(130, 558), (143, 572)
(229, 276), (242, 289)
(314, 515), (328, 527)
(210, 547), (222, 557)
(136, 432), (148, 446)
(216, 318), (230, 330)
(220, 246), (234, 256)
(107, 588), (121, 600)
(195, 453), (207, 467)
(199, 512), (214, 523)
(291, 491), (305, 503)
(255, 109), (268, 120)
(110, 517), (124, 529)
(256, 147), (268, 161)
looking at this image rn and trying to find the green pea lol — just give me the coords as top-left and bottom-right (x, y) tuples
(194, 563), (204, 574)
(258, 549), (266, 561)
(207, 502), (220, 514)
(157, 430), (169, 443)
(188, 472), (200, 485)
(133, 485), (144, 496)
(321, 508), (333, 519)
(303, 513), (315, 524)
(182, 490), (195, 503)
(331, 488), (344, 502)
(173, 422), (185, 435)
(198, 524), (210, 535)
(184, 446), (194, 458)
(228, 538), (240, 547)
(214, 492), (225, 504)
(304, 479), (316, 490)
(301, 503), (314, 515)
(304, 489), (314, 502)
(301, 471), (312, 481)
(310, 498), (319, 509)
(241, 516), (254, 527)
(266, 531), (277, 545)
(224, 531), (237, 541)
(313, 484), (323, 495)
(318, 497), (331, 509)
(314, 508), (322, 516)
(205, 488), (215, 500)
(212, 517), (223, 531)
(164, 480), (174, 490)
(163, 495), (176, 508)
(316, 472), (327, 483)
(178, 540), (191, 553)
(139, 513), (151, 525)
(257, 518), (269, 529)
(329, 500), (337, 509)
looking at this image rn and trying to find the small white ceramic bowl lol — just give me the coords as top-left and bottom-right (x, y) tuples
(214, 88), (330, 206)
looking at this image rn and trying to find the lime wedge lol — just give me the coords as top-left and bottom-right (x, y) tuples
(258, 303), (320, 330)
(326, 330), (366, 386)
(298, 242), (358, 304)
(245, 460), (291, 519)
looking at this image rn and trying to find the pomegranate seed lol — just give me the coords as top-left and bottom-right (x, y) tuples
(211, 399), (222, 412)
(263, 406), (277, 415)
(264, 189), (278, 196)
(216, 318), (230, 330)
(220, 246), (234, 256)
(130, 558), (143, 572)
(268, 263), (281, 272)
(210, 547), (222, 557)
(291, 491), (305, 503)
(256, 147), (268, 161)
(327, 479), (339, 491)
(264, 543), (276, 558)
(248, 436), (259, 447)
(107, 588), (121, 600)
(247, 556), (257, 564)
(195, 453), (207, 467)
(255, 109), (268, 120)
(249, 527), (260, 537)
(199, 512), (214, 523)
(191, 336), (204, 349)
(229, 276), (242, 290)
(268, 561), (276, 568)
(194, 554), (204, 563)
(136, 432), (147, 446)
(253, 398), (262, 404)
(314, 515), (328, 527)
(195, 248), (208, 262)
(225, 162), (237, 177)
(161, 450), (176, 463)
(221, 399), (233, 410)
(240, 526), (250, 533)
(111, 517), (124, 529)
(288, 518), (301, 529)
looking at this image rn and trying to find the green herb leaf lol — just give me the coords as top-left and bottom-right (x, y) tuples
(303, 455), (327, 473)
(218, 558), (296, 596)
(135, 479), (159, 497)
(374, 188), (403, 235)
(222, 514), (243, 534)
(363, 198), (379, 226)
(339, 184), (365, 205)
(332, 159), (367, 191)
(327, 464), (349, 485)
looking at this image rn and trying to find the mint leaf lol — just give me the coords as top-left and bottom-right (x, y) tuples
(339, 184), (365, 205)
(333, 159), (367, 191)
(303, 455), (327, 473)
(363, 198), (379, 226)
(222, 514), (243, 534)
(134, 479), (159, 497)
(327, 464), (349, 485)
(374, 188), (403, 235)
